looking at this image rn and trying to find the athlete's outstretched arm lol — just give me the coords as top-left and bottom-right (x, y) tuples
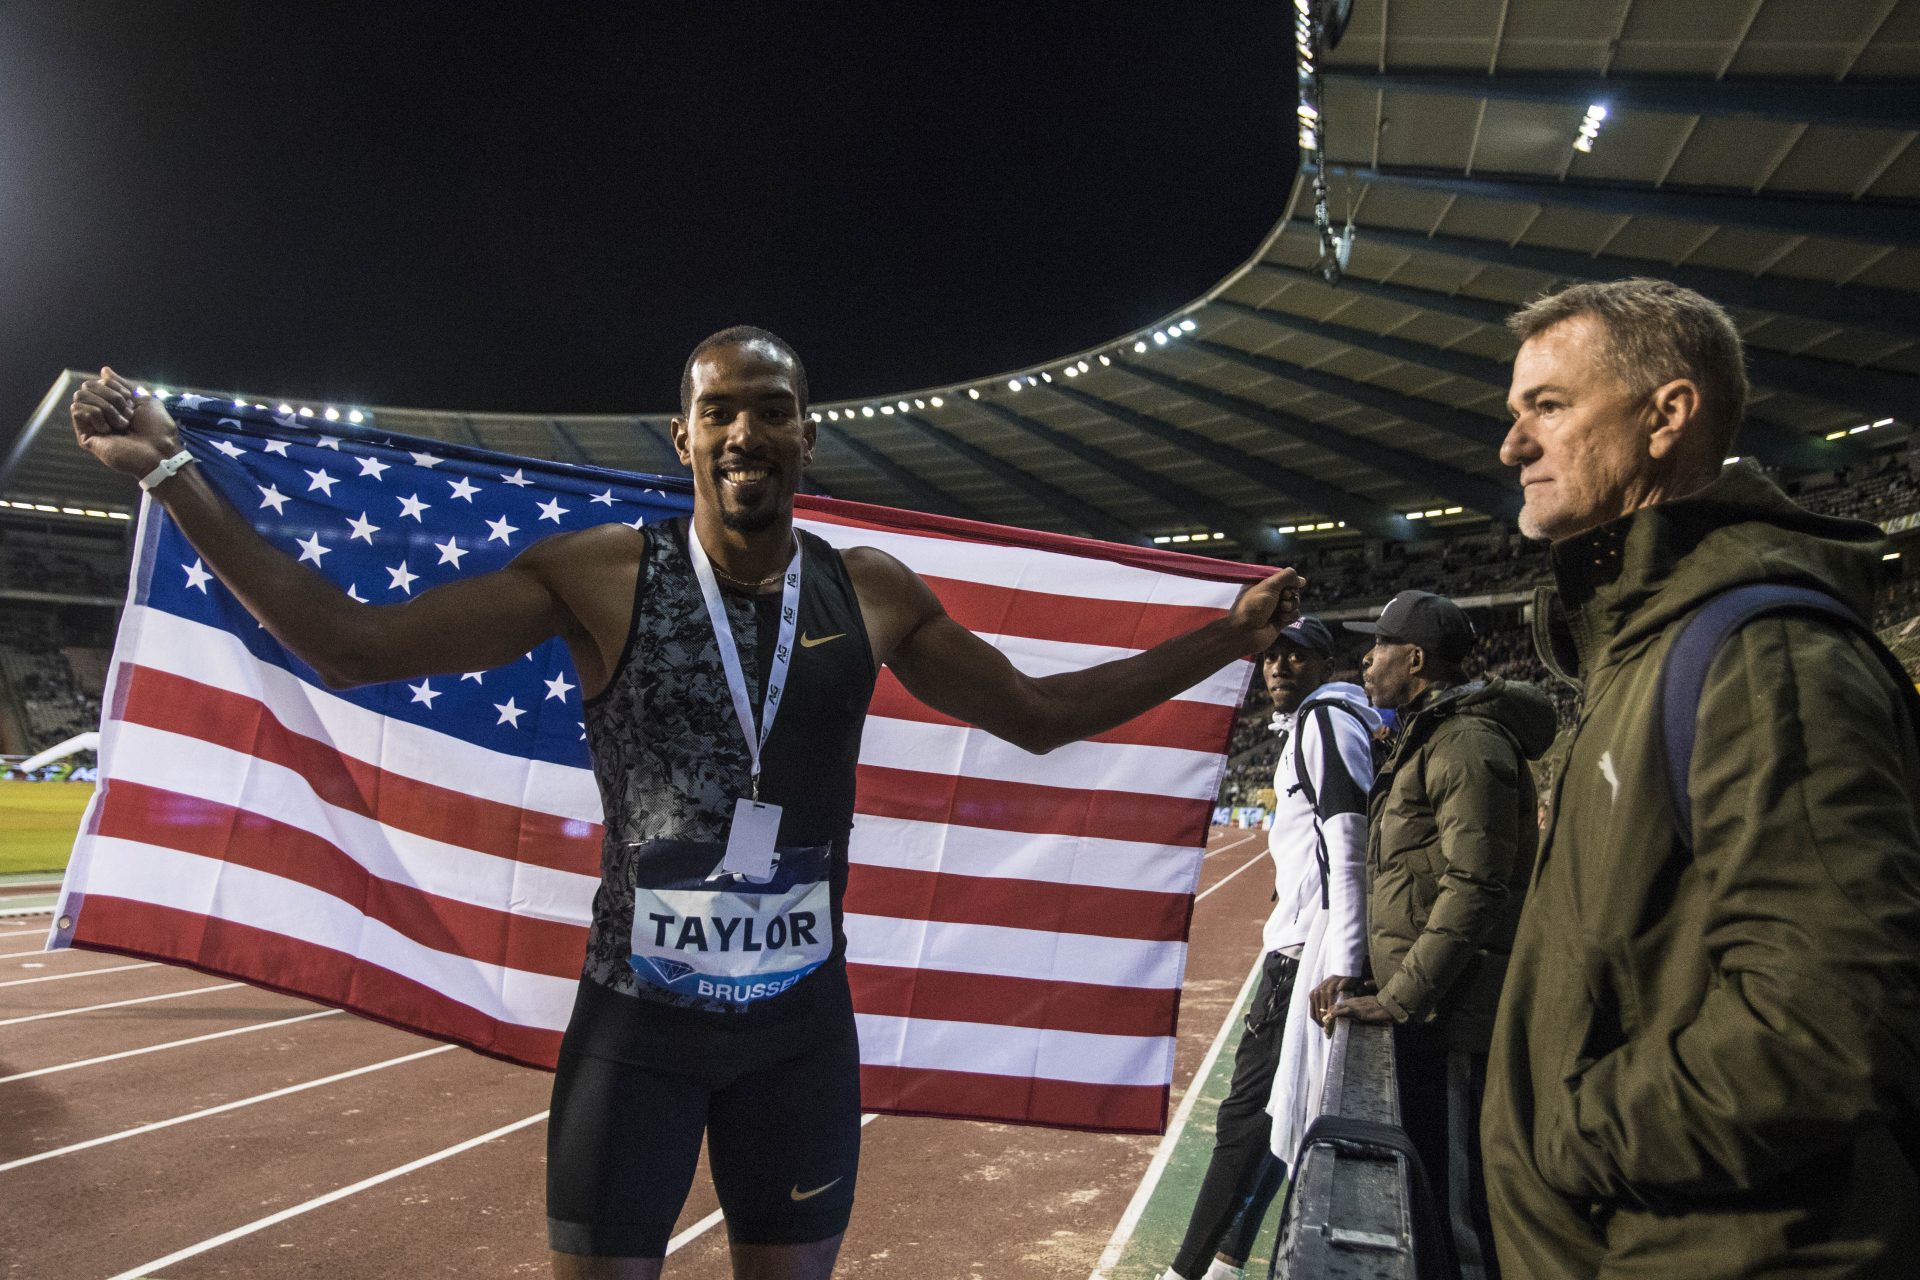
(848, 546), (1301, 754)
(71, 368), (619, 690)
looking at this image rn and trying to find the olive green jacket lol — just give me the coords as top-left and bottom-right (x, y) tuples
(1368, 677), (1557, 1054)
(1482, 463), (1920, 1279)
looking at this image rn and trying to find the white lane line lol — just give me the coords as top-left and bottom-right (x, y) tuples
(0, 1009), (343, 1085)
(0, 928), (54, 939)
(1203, 829), (1264, 860)
(663, 1113), (883, 1256)
(0, 944), (86, 959)
(0, 1044), (455, 1173)
(102, 1109), (552, 1280)
(0, 961), (155, 988)
(1088, 953), (1266, 1280)
(0, 982), (243, 1027)
(1195, 848), (1270, 906)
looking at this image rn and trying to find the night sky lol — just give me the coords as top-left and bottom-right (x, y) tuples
(1, 3), (1294, 435)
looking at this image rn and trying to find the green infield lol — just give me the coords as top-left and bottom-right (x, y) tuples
(0, 781), (92, 876)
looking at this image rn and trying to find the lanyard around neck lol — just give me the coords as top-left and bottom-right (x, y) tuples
(687, 525), (802, 801)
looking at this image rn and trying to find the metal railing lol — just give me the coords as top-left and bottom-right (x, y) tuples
(1272, 1020), (1417, 1278)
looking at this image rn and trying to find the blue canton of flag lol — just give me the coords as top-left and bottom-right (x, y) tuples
(144, 396), (692, 765)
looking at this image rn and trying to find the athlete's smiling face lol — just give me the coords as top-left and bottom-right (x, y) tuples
(673, 341), (815, 534)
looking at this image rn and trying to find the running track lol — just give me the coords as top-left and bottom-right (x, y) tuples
(0, 827), (1272, 1278)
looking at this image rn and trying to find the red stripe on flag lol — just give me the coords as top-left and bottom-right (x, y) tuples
(92, 781), (588, 979)
(867, 671), (1236, 752)
(855, 765), (1214, 848)
(69, 897), (564, 1069)
(844, 864), (1189, 943)
(919, 574), (1227, 651)
(858, 1063), (1170, 1134)
(846, 962), (1179, 1038)
(798, 494), (1274, 585)
(115, 664), (602, 877)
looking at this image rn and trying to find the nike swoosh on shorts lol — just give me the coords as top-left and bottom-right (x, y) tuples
(790, 1177), (843, 1201)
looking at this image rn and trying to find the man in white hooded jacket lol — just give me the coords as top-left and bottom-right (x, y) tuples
(1164, 617), (1378, 1280)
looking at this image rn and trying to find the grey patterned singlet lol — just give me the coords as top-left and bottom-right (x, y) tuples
(579, 518), (877, 1009)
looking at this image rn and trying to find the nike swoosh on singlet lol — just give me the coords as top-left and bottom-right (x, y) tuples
(790, 1176), (843, 1201)
(799, 632), (845, 648)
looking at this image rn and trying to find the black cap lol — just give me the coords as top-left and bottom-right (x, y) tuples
(1344, 590), (1475, 662)
(1269, 615), (1336, 659)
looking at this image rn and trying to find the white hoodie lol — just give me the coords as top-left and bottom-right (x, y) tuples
(1260, 679), (1378, 972)
(1263, 680), (1381, 1168)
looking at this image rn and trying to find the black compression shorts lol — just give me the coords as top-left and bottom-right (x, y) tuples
(546, 965), (862, 1258)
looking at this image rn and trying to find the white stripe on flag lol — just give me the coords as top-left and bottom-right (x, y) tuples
(798, 517), (1248, 608)
(843, 912), (1185, 990)
(847, 815), (1203, 897)
(969, 633), (1244, 706)
(853, 1012), (1173, 1087)
(122, 606), (604, 822)
(77, 841), (578, 1029)
(860, 717), (1225, 800)
(103, 722), (598, 922)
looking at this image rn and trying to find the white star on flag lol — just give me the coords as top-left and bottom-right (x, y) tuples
(386, 561), (418, 594)
(316, 436), (342, 450)
(295, 533), (331, 565)
(213, 439), (246, 459)
(434, 537), (468, 568)
(411, 452), (442, 469)
(346, 513), (380, 543)
(544, 673), (575, 702)
(262, 439), (291, 457)
(258, 484), (290, 514)
(590, 489), (615, 506)
(345, 583), (367, 603)
(408, 680), (440, 709)
(486, 515), (518, 545)
(183, 559), (212, 592)
(174, 394), (217, 410)
(537, 497), (570, 523)
(501, 468), (533, 487)
(493, 698), (525, 728)
(397, 494), (430, 521)
(461, 671), (485, 683)
(448, 476), (479, 502)
(625, 516), (646, 530)
(304, 468), (338, 496)
(357, 456), (390, 481)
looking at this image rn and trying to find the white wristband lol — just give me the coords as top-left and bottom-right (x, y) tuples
(138, 448), (195, 492)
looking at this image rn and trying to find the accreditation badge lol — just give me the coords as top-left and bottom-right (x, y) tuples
(626, 838), (832, 1007)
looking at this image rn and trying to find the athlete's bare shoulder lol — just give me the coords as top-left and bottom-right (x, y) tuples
(518, 522), (648, 696)
(842, 545), (941, 666)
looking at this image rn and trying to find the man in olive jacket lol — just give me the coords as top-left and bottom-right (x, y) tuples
(1323, 590), (1558, 1279)
(1484, 278), (1920, 1278)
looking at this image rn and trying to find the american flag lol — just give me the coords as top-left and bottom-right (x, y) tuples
(51, 397), (1261, 1134)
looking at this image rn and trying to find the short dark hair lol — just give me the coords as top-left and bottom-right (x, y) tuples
(1507, 279), (1749, 451)
(679, 326), (810, 417)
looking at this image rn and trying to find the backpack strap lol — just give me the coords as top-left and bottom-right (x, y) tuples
(1658, 583), (1920, 849)
(1292, 700), (1373, 908)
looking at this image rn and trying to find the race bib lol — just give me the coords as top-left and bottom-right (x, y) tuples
(627, 838), (832, 1007)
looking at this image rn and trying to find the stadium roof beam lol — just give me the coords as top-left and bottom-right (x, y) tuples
(1190, 335), (1508, 448)
(1244, 263), (1867, 470)
(1214, 299), (1512, 387)
(1316, 221), (1920, 343)
(814, 422), (985, 522)
(972, 400), (1283, 552)
(1046, 382), (1410, 542)
(1318, 164), (1920, 249)
(545, 419), (593, 466)
(894, 412), (1147, 545)
(634, 418), (685, 473)
(1113, 358), (1521, 520)
(1320, 72), (1920, 132)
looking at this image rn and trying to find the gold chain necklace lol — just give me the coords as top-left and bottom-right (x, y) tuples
(709, 562), (784, 592)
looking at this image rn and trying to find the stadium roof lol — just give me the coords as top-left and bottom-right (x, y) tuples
(6, 0), (1917, 553)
